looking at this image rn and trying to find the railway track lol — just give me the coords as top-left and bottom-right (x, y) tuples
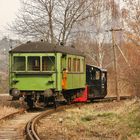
(0, 96), (133, 140)
(25, 104), (80, 140)
(25, 96), (134, 140)
(0, 109), (25, 122)
(91, 96), (133, 103)
(0, 109), (25, 139)
(0, 109), (43, 140)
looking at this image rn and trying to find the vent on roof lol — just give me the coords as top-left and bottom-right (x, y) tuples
(60, 42), (64, 46)
(27, 41), (31, 44)
(71, 45), (75, 48)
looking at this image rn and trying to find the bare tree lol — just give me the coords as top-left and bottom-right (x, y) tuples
(121, 0), (140, 96)
(72, 0), (112, 67)
(11, 0), (94, 45)
(90, 0), (109, 67)
(122, 0), (140, 45)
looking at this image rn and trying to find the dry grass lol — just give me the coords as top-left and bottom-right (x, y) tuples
(0, 95), (19, 120)
(0, 106), (18, 119)
(38, 98), (140, 140)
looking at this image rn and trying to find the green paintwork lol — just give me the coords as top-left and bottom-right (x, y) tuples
(56, 53), (62, 91)
(9, 52), (86, 93)
(67, 73), (85, 89)
(12, 74), (56, 90)
(9, 53), (56, 91)
(66, 55), (86, 89)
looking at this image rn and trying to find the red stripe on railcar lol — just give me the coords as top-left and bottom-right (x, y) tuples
(73, 86), (88, 102)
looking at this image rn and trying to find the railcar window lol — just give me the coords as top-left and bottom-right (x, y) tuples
(102, 73), (105, 80)
(73, 58), (77, 72)
(72, 58), (83, 72)
(95, 71), (100, 80)
(81, 59), (84, 72)
(102, 72), (106, 82)
(90, 69), (95, 80)
(77, 59), (80, 72)
(13, 57), (25, 71)
(28, 57), (40, 71)
(90, 68), (100, 80)
(68, 58), (71, 72)
(42, 56), (55, 71)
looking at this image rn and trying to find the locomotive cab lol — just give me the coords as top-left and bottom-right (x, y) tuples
(86, 64), (107, 99)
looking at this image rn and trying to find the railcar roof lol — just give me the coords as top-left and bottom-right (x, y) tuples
(86, 64), (107, 72)
(9, 41), (84, 56)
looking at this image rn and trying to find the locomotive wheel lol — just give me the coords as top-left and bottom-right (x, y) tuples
(90, 99), (94, 102)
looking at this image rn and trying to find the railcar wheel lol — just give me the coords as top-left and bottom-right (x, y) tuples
(12, 96), (19, 100)
(26, 96), (34, 109)
(44, 96), (57, 108)
(63, 93), (72, 104)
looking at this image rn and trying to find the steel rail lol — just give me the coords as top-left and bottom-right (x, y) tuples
(25, 96), (134, 140)
(0, 109), (25, 122)
(89, 96), (133, 103)
(25, 105), (77, 140)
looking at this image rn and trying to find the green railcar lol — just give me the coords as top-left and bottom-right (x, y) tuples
(9, 41), (86, 107)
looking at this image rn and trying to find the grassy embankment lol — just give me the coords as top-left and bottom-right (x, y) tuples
(39, 99), (140, 140)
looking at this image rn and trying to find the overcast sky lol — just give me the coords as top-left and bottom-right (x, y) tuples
(0, 0), (20, 38)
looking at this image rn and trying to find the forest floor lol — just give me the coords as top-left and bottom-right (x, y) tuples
(38, 98), (140, 140)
